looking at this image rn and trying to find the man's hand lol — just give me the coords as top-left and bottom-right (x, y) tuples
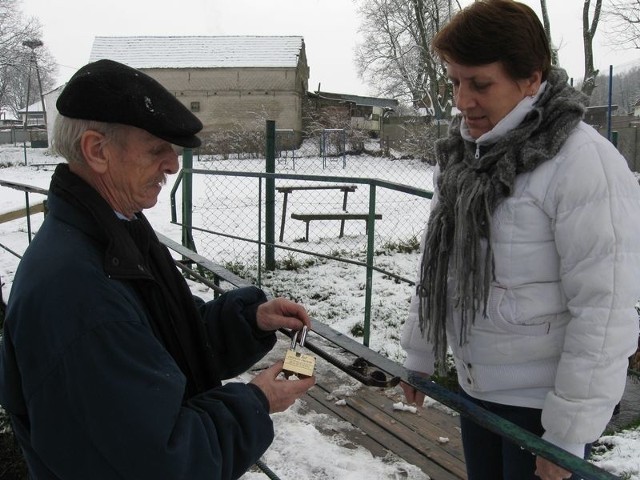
(535, 456), (572, 480)
(250, 361), (316, 413)
(256, 297), (311, 332)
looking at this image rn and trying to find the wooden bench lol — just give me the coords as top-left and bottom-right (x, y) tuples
(276, 184), (357, 241)
(0, 202), (46, 225)
(291, 212), (382, 241)
(30, 163), (58, 170)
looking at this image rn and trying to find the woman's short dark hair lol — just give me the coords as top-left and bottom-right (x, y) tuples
(432, 0), (551, 81)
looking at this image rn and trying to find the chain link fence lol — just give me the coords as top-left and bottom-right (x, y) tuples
(169, 123), (434, 350)
(187, 129), (434, 268)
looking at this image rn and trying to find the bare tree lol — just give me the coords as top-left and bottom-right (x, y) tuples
(539, 0), (559, 65)
(582, 0), (603, 97)
(604, 0), (640, 49)
(587, 65), (640, 112)
(354, 0), (461, 118)
(0, 0), (56, 118)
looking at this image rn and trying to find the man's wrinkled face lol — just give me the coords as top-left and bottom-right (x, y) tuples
(102, 126), (179, 217)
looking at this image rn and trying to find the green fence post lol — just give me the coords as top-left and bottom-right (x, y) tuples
(363, 184), (377, 347)
(265, 120), (276, 271)
(24, 192), (33, 243)
(181, 148), (196, 251)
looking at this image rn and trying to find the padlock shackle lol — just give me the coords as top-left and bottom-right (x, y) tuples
(289, 325), (308, 351)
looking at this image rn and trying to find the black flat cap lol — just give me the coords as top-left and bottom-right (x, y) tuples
(56, 59), (203, 148)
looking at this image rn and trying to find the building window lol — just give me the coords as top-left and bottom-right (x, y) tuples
(190, 102), (200, 112)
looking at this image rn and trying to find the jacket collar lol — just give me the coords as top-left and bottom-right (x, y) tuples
(49, 163), (154, 281)
(460, 81), (548, 147)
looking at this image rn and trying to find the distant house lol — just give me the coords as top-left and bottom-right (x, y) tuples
(82, 36), (309, 148)
(3, 99), (52, 147)
(0, 110), (22, 145)
(584, 104), (640, 133)
(584, 105), (620, 130)
(0, 110), (21, 128)
(43, 85), (65, 141)
(17, 100), (46, 128)
(307, 91), (398, 137)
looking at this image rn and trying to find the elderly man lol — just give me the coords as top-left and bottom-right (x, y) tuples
(0, 59), (315, 480)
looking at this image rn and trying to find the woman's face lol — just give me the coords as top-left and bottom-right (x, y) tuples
(446, 61), (542, 139)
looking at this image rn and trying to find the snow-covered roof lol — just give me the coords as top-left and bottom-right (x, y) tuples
(310, 91), (398, 109)
(89, 36), (305, 69)
(18, 100), (44, 113)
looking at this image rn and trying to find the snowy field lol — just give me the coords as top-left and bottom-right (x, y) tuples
(1, 144), (639, 479)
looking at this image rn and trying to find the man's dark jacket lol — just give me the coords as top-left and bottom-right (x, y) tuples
(0, 165), (277, 479)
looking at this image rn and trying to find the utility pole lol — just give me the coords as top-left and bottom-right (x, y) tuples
(21, 39), (45, 163)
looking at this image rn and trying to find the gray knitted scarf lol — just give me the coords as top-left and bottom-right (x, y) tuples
(418, 67), (588, 370)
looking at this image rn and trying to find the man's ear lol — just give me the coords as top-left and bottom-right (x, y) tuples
(79, 130), (109, 174)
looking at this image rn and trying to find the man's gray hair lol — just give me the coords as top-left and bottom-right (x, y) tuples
(52, 116), (126, 164)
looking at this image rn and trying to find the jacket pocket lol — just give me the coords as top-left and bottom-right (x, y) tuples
(487, 286), (551, 336)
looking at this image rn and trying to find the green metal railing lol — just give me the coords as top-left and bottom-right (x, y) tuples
(163, 230), (626, 480)
(0, 179), (48, 256)
(0, 175), (634, 480)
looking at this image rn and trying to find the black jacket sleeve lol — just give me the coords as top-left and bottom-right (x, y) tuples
(200, 286), (277, 379)
(13, 318), (274, 480)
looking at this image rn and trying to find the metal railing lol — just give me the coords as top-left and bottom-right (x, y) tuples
(0, 179), (48, 257)
(163, 229), (624, 480)
(0, 178), (630, 480)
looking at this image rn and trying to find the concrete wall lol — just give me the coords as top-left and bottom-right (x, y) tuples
(146, 66), (307, 138)
(42, 63), (309, 153)
(381, 116), (447, 145)
(44, 86), (64, 144)
(381, 117), (640, 174)
(607, 125), (640, 173)
(0, 128), (47, 147)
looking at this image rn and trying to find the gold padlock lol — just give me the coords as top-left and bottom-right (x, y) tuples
(282, 326), (315, 378)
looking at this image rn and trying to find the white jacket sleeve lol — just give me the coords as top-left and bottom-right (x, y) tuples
(540, 128), (640, 446)
(400, 168), (438, 375)
(401, 293), (436, 374)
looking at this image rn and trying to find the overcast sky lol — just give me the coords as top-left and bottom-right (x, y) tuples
(21, 0), (640, 97)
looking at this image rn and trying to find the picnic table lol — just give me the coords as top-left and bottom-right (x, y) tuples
(276, 184), (357, 241)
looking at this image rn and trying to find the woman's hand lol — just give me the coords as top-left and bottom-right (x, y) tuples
(535, 456), (572, 480)
(400, 371), (430, 407)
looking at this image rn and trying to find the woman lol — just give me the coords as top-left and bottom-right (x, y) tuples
(400, 1), (640, 479)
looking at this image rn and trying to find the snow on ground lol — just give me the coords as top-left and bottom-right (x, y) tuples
(0, 144), (639, 479)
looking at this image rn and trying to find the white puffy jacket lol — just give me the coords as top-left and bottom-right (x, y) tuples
(401, 120), (640, 455)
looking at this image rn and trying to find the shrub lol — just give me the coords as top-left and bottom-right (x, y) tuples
(0, 408), (27, 479)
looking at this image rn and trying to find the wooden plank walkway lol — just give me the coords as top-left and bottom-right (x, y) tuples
(265, 336), (467, 480)
(163, 232), (465, 477)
